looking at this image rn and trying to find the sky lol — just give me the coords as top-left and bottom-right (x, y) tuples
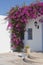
(0, 0), (43, 15)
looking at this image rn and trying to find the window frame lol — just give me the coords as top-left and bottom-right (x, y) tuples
(28, 28), (32, 40)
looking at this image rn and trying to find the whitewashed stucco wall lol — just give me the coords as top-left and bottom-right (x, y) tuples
(0, 15), (10, 53)
(0, 15), (43, 53)
(24, 16), (42, 51)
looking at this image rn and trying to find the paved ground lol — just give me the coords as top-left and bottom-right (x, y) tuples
(0, 52), (43, 65)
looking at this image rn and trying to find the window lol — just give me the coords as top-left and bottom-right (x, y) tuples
(28, 28), (32, 40)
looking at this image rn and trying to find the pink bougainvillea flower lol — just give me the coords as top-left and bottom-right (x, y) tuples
(13, 38), (15, 42)
(16, 24), (19, 27)
(39, 18), (43, 22)
(38, 2), (43, 6)
(13, 34), (16, 37)
(7, 22), (13, 29)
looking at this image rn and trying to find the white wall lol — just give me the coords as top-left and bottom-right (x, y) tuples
(24, 16), (42, 51)
(0, 15), (11, 53)
(0, 15), (42, 53)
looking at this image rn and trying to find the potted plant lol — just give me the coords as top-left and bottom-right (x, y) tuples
(25, 46), (30, 57)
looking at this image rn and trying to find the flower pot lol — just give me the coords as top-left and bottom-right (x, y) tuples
(26, 48), (30, 56)
(27, 48), (30, 54)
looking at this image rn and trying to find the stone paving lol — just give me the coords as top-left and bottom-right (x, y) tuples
(0, 52), (43, 65)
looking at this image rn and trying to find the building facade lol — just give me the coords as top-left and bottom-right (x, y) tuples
(23, 15), (43, 52)
(0, 15), (10, 53)
(0, 15), (43, 53)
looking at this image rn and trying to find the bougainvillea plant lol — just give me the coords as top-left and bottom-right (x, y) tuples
(6, 2), (43, 51)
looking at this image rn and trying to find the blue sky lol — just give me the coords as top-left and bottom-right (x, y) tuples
(0, 0), (43, 15)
